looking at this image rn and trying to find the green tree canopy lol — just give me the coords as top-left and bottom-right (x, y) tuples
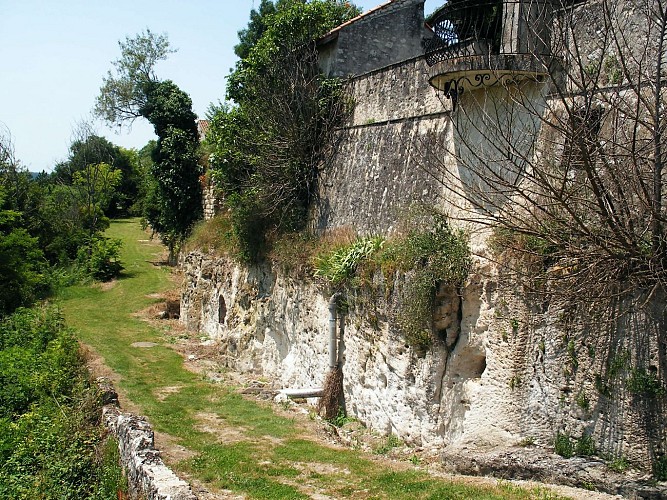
(0, 186), (47, 316)
(234, 0), (280, 60)
(72, 162), (122, 235)
(208, 0), (359, 261)
(52, 133), (143, 216)
(95, 30), (202, 261)
(228, 0), (359, 102)
(95, 29), (174, 125)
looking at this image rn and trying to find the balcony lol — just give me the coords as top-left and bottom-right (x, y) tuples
(425, 0), (558, 98)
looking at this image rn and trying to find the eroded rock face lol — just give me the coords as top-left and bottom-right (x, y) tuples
(181, 252), (512, 448)
(180, 250), (667, 476)
(441, 447), (667, 499)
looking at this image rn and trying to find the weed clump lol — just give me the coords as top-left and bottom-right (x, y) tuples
(312, 210), (471, 353)
(378, 211), (471, 353)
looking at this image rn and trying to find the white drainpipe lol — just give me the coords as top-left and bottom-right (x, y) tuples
(279, 293), (340, 399)
(328, 293), (340, 369)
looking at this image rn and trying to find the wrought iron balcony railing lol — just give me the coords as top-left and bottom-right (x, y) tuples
(425, 0), (503, 66)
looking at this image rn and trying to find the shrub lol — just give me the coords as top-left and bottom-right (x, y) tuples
(77, 236), (123, 281)
(626, 367), (665, 397)
(654, 455), (667, 481)
(0, 308), (81, 417)
(310, 210), (471, 353)
(314, 236), (384, 287)
(575, 434), (596, 456)
(607, 456), (629, 473)
(554, 432), (574, 458)
(0, 306), (127, 498)
(378, 210), (471, 352)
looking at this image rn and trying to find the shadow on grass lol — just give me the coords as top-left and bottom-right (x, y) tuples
(117, 270), (139, 280)
(148, 260), (172, 267)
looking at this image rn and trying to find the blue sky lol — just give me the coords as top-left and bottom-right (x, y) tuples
(0, 0), (437, 172)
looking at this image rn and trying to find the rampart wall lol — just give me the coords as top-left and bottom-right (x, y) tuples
(183, 9), (667, 488)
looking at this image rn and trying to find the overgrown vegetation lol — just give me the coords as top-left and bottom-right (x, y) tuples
(418, 0), (667, 476)
(378, 211), (471, 352)
(626, 367), (665, 397)
(313, 209), (471, 352)
(553, 432), (596, 459)
(0, 127), (129, 319)
(206, 0), (359, 262)
(0, 306), (126, 499)
(314, 236), (385, 286)
(188, 208), (471, 353)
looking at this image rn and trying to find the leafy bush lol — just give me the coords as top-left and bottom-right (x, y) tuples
(626, 367), (665, 397)
(314, 236), (384, 287)
(309, 210), (471, 353)
(607, 456), (629, 472)
(378, 211), (471, 352)
(0, 194), (49, 317)
(0, 306), (127, 498)
(575, 434), (596, 456)
(654, 455), (667, 481)
(77, 237), (123, 281)
(554, 432), (596, 458)
(0, 308), (81, 417)
(554, 432), (574, 458)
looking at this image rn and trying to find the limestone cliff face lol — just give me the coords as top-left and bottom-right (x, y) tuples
(181, 251), (499, 448)
(180, 248), (665, 468)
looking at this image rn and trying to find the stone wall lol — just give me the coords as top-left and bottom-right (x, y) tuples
(99, 380), (197, 500)
(312, 56), (454, 234)
(181, 3), (667, 478)
(180, 247), (666, 470)
(319, 0), (428, 78)
(202, 183), (218, 221)
(180, 251), (497, 447)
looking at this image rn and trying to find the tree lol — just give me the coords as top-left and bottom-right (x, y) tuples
(0, 128), (79, 266)
(52, 132), (117, 185)
(52, 131), (142, 217)
(95, 30), (202, 262)
(0, 185), (47, 317)
(95, 29), (174, 125)
(0, 131), (47, 315)
(208, 0), (359, 261)
(72, 162), (122, 235)
(234, 0), (279, 60)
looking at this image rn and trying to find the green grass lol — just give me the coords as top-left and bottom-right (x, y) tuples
(58, 218), (570, 500)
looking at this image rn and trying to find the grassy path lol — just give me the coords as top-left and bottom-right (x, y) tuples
(59, 219), (567, 500)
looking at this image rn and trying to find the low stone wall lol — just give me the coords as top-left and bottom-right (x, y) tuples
(99, 379), (197, 500)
